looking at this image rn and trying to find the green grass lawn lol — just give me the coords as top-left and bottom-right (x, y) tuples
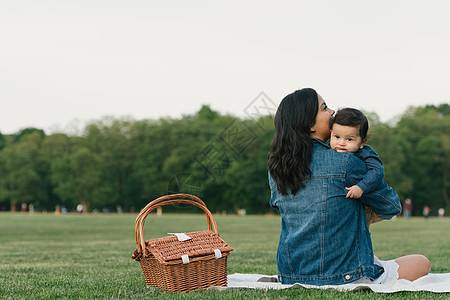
(0, 212), (449, 299)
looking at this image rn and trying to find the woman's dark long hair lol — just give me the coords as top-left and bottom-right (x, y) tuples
(267, 88), (318, 195)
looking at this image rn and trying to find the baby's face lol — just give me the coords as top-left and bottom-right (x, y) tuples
(330, 124), (364, 153)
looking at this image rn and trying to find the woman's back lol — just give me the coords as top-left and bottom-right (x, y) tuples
(270, 139), (400, 285)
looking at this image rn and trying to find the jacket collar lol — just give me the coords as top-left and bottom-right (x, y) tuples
(312, 138), (331, 149)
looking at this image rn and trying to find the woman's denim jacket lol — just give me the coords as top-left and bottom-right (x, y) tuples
(269, 139), (401, 285)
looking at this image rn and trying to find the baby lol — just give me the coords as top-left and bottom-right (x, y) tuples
(329, 108), (385, 224)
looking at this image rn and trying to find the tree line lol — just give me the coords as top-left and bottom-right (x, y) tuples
(0, 104), (449, 216)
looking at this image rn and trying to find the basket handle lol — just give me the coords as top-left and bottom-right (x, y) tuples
(134, 193), (218, 258)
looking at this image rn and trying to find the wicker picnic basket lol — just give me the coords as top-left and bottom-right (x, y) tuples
(131, 193), (233, 292)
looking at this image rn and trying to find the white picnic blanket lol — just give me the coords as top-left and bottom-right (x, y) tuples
(214, 273), (450, 293)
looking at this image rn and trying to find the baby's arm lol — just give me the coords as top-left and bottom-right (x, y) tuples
(347, 145), (384, 198)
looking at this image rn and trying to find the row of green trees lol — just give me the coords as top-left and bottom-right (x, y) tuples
(0, 104), (449, 215)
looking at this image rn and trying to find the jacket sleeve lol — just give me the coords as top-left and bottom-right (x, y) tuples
(354, 145), (385, 193)
(345, 154), (401, 220)
(268, 172), (280, 212)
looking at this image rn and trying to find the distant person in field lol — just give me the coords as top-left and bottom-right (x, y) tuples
(403, 198), (413, 219)
(329, 108), (383, 225)
(268, 88), (431, 286)
(423, 205), (430, 219)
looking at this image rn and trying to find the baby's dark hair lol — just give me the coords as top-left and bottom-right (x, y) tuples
(330, 108), (369, 141)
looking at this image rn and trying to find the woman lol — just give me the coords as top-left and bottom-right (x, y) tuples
(267, 88), (430, 285)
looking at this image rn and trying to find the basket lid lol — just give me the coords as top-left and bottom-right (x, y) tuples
(145, 230), (233, 264)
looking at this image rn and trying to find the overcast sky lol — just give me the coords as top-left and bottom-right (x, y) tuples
(1, 1), (449, 135)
